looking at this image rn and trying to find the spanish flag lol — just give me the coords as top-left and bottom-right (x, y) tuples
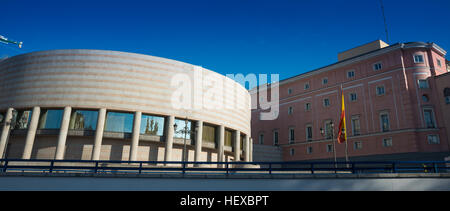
(337, 86), (347, 144)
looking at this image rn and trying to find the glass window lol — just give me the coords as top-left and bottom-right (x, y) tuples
(382, 138), (392, 147)
(273, 131), (279, 146)
(376, 85), (385, 96)
(202, 124), (216, 144)
(349, 93), (357, 102)
(288, 128), (295, 144)
(380, 113), (390, 132)
(414, 54), (424, 63)
(140, 114), (164, 136)
(446, 96), (450, 104)
(38, 109), (63, 129)
(307, 146), (313, 154)
(323, 98), (330, 107)
(418, 80), (429, 89)
(290, 148), (295, 156)
(305, 103), (311, 111)
(306, 125), (312, 141)
(437, 59), (442, 67)
(422, 95), (429, 102)
(423, 109), (436, 128)
(347, 70), (355, 78)
(326, 144), (333, 152)
(258, 133), (264, 144)
(288, 88), (292, 95)
(69, 110), (98, 130)
(174, 119), (192, 139)
(105, 111), (134, 133)
(322, 78), (328, 85)
(13, 110), (32, 129)
(223, 129), (232, 147)
(325, 120), (333, 139)
(304, 83), (310, 90)
(351, 116), (361, 136)
(288, 106), (293, 115)
(354, 141), (362, 150)
(373, 63), (382, 71)
(427, 135), (439, 144)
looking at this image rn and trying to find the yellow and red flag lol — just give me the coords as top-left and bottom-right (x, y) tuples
(337, 86), (347, 144)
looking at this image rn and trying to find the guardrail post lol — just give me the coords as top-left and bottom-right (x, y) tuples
(94, 161), (99, 174)
(182, 162), (186, 175)
(310, 163), (314, 174)
(269, 163), (272, 175)
(139, 162), (143, 174)
(351, 162), (355, 174)
(2, 160), (8, 172)
(49, 160), (54, 173)
(226, 162), (229, 175)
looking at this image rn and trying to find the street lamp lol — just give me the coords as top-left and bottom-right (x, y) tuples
(174, 117), (198, 163)
(320, 121), (337, 169)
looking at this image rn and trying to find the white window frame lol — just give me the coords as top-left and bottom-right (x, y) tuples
(427, 134), (440, 144)
(347, 70), (355, 79)
(305, 124), (313, 142)
(414, 54), (424, 63)
(376, 85), (385, 96)
(382, 138), (393, 147)
(288, 127), (295, 144)
(380, 111), (390, 132)
(349, 93), (357, 102)
(373, 62), (383, 71)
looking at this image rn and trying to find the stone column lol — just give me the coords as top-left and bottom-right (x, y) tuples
(129, 111), (142, 161)
(0, 108), (14, 159)
(164, 115), (175, 164)
(194, 120), (203, 164)
(218, 125), (225, 163)
(92, 108), (106, 160)
(22, 106), (41, 159)
(55, 106), (72, 160)
(244, 135), (250, 162)
(249, 137), (253, 162)
(233, 130), (241, 162)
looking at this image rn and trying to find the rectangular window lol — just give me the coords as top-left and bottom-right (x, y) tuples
(202, 124), (216, 144)
(437, 59), (442, 67)
(289, 128), (295, 144)
(12, 110), (32, 129)
(307, 146), (313, 154)
(288, 88), (292, 95)
(414, 54), (424, 63)
(305, 103), (311, 111)
(380, 113), (390, 132)
(306, 125), (313, 141)
(323, 98), (330, 107)
(354, 141), (362, 150)
(105, 111), (134, 133)
(427, 135), (440, 144)
(347, 70), (355, 78)
(446, 96), (450, 104)
(373, 62), (383, 71)
(224, 129), (233, 147)
(288, 106), (293, 115)
(326, 144), (333, 152)
(351, 116), (361, 136)
(259, 133), (264, 145)
(174, 119), (192, 139)
(273, 131), (279, 146)
(418, 79), (429, 89)
(376, 85), (385, 96)
(382, 138), (392, 147)
(325, 120), (333, 139)
(69, 110), (98, 131)
(349, 93), (357, 102)
(322, 78), (328, 85)
(38, 109), (63, 129)
(423, 109), (436, 128)
(304, 83), (310, 90)
(290, 148), (295, 156)
(140, 114), (165, 136)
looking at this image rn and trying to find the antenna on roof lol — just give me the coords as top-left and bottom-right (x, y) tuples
(379, 0), (390, 44)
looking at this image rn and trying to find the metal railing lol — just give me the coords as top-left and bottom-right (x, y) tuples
(0, 159), (449, 175)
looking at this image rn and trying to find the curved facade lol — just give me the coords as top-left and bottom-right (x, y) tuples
(0, 49), (251, 163)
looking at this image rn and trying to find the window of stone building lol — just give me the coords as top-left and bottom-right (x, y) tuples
(373, 62), (383, 71)
(427, 135), (440, 144)
(12, 110), (32, 129)
(307, 146), (313, 154)
(437, 59), (442, 67)
(140, 114), (165, 136)
(202, 124), (216, 144)
(354, 141), (362, 150)
(347, 70), (355, 78)
(423, 108), (436, 128)
(69, 110), (98, 131)
(224, 129), (233, 147)
(305, 103), (311, 111)
(326, 144), (333, 152)
(414, 54), (424, 63)
(304, 82), (310, 90)
(351, 116), (361, 136)
(288, 88), (292, 95)
(288, 106), (293, 115)
(418, 79), (429, 89)
(382, 138), (392, 147)
(322, 77), (328, 85)
(444, 88), (450, 104)
(376, 85), (385, 96)
(380, 112), (390, 132)
(174, 118), (192, 139)
(306, 124), (313, 141)
(290, 148), (295, 156)
(273, 130), (279, 146)
(324, 120), (333, 139)
(422, 94), (429, 103)
(258, 133), (264, 145)
(289, 127), (295, 144)
(349, 93), (357, 102)
(38, 109), (63, 129)
(323, 98), (330, 107)
(105, 111), (134, 133)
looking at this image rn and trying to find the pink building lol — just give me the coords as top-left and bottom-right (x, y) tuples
(251, 41), (450, 162)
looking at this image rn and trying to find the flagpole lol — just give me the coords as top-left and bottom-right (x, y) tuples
(341, 84), (350, 168)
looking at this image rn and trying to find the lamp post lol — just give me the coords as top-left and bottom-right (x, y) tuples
(320, 121), (337, 169)
(173, 117), (198, 163)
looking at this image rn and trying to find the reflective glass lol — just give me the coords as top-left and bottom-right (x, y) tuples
(140, 114), (164, 136)
(105, 112), (134, 133)
(38, 109), (63, 129)
(174, 119), (192, 139)
(202, 124), (216, 144)
(69, 110), (98, 130)
(224, 129), (233, 147)
(13, 110), (32, 129)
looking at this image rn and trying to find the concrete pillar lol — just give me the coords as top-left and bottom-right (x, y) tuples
(244, 135), (250, 162)
(218, 125), (225, 163)
(249, 137), (253, 162)
(194, 120), (203, 164)
(233, 130), (240, 162)
(55, 106), (72, 160)
(164, 115), (175, 164)
(22, 106), (40, 159)
(92, 108), (106, 160)
(130, 111), (142, 161)
(0, 108), (14, 159)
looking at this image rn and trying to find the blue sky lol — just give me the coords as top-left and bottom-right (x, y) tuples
(1, 0), (449, 84)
